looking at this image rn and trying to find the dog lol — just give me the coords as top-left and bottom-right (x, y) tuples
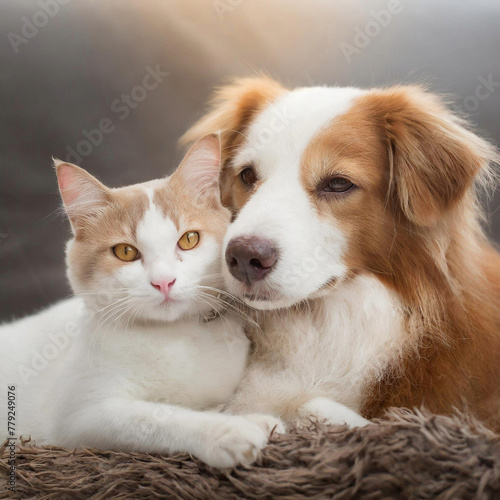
(180, 76), (500, 431)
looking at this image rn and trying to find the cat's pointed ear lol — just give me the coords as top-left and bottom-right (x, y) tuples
(54, 159), (112, 232)
(173, 134), (222, 203)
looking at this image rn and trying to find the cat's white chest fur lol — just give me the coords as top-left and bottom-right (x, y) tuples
(51, 308), (248, 418)
(91, 315), (249, 410)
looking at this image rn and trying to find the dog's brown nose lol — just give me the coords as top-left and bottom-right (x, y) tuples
(225, 236), (278, 286)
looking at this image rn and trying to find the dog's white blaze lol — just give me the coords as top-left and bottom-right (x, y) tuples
(237, 86), (365, 173)
(225, 87), (366, 308)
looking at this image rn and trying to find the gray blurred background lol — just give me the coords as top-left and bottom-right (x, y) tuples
(1, 0), (499, 320)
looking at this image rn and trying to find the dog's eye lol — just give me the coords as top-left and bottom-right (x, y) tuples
(323, 177), (354, 193)
(240, 167), (258, 187)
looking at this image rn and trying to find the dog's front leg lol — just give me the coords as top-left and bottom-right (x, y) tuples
(297, 397), (370, 428)
(224, 363), (369, 428)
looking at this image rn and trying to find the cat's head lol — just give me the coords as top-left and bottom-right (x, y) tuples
(55, 135), (230, 323)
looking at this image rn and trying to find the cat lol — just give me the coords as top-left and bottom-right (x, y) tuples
(0, 134), (282, 468)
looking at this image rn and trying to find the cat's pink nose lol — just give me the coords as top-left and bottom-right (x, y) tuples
(151, 278), (176, 298)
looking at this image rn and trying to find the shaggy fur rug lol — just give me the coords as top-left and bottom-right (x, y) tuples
(1, 408), (499, 499)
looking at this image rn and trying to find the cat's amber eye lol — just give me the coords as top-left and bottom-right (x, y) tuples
(178, 231), (200, 251)
(113, 244), (140, 262)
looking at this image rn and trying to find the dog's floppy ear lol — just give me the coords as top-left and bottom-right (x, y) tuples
(369, 86), (497, 227)
(179, 75), (285, 151)
(180, 76), (285, 210)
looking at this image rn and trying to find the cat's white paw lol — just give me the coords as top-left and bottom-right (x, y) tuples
(245, 413), (286, 435)
(300, 397), (370, 428)
(198, 416), (268, 468)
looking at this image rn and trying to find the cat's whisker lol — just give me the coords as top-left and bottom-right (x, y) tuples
(89, 296), (138, 359)
(93, 302), (127, 334)
(195, 295), (240, 341)
(198, 274), (224, 281)
(75, 288), (133, 299)
(112, 301), (138, 328)
(197, 285), (252, 307)
(109, 305), (132, 346)
(94, 301), (137, 359)
(196, 291), (252, 320)
(99, 298), (136, 329)
(196, 290), (261, 331)
(196, 287), (252, 312)
(123, 303), (138, 333)
(91, 295), (135, 316)
(129, 304), (145, 331)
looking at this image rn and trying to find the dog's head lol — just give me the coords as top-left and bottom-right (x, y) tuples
(181, 77), (497, 310)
